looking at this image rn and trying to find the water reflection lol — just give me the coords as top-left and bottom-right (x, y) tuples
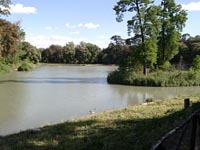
(110, 85), (200, 106)
(0, 77), (107, 84)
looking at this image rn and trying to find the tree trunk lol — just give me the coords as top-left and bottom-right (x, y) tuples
(143, 63), (147, 76)
(135, 0), (147, 75)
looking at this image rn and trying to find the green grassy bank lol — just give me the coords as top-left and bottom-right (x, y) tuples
(107, 70), (200, 87)
(0, 96), (200, 150)
(0, 60), (34, 73)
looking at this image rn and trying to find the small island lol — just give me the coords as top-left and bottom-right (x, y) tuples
(107, 0), (200, 87)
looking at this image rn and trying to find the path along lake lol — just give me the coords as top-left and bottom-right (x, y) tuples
(0, 64), (200, 135)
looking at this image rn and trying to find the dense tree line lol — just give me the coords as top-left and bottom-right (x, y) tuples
(18, 41), (41, 64)
(41, 38), (133, 64)
(41, 42), (101, 64)
(172, 35), (200, 67)
(98, 35), (132, 64)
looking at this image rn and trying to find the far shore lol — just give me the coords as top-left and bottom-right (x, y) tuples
(39, 63), (117, 66)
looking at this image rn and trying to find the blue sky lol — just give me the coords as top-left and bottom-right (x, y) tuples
(3, 0), (200, 48)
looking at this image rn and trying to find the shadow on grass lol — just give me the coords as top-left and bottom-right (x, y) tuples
(0, 102), (200, 150)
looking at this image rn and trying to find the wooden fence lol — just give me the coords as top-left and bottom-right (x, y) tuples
(152, 107), (200, 150)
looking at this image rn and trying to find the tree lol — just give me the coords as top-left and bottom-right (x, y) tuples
(157, 0), (187, 69)
(192, 55), (200, 71)
(0, 19), (21, 62)
(0, 0), (11, 16)
(63, 42), (76, 63)
(181, 33), (190, 41)
(173, 35), (200, 67)
(19, 42), (41, 64)
(110, 35), (125, 45)
(99, 35), (132, 65)
(41, 42), (101, 64)
(114, 0), (159, 75)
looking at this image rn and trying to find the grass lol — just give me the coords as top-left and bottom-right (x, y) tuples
(0, 96), (200, 150)
(107, 70), (200, 87)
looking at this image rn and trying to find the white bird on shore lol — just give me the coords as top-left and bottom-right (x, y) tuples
(89, 108), (96, 114)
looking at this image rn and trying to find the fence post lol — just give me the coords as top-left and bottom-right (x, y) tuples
(184, 98), (190, 109)
(190, 116), (197, 150)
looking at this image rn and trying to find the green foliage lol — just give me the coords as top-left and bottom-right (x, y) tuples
(62, 42), (76, 63)
(18, 42), (41, 64)
(159, 61), (171, 70)
(144, 38), (158, 67)
(174, 35), (200, 65)
(0, 19), (40, 73)
(0, 0), (11, 16)
(114, 0), (187, 74)
(17, 59), (33, 71)
(191, 55), (200, 71)
(0, 19), (21, 61)
(0, 61), (10, 72)
(98, 36), (132, 65)
(0, 17), (40, 73)
(114, 0), (159, 75)
(157, 0), (187, 67)
(108, 70), (200, 87)
(42, 42), (101, 64)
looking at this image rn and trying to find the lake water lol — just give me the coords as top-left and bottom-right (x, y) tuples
(0, 64), (200, 135)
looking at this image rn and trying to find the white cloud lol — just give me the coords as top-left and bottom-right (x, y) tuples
(181, 1), (200, 11)
(84, 23), (100, 29)
(26, 35), (108, 48)
(26, 35), (87, 48)
(65, 22), (100, 29)
(9, 3), (37, 14)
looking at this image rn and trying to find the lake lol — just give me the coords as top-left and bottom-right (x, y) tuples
(0, 64), (200, 135)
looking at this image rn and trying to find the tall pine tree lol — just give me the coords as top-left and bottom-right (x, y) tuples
(157, 0), (187, 69)
(114, 0), (159, 75)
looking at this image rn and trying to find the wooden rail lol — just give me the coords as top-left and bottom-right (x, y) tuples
(152, 107), (200, 150)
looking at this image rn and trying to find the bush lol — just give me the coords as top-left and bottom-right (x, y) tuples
(0, 62), (10, 73)
(191, 55), (200, 71)
(17, 60), (33, 71)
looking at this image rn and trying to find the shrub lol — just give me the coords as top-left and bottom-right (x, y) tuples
(0, 62), (10, 73)
(191, 55), (200, 71)
(17, 60), (33, 71)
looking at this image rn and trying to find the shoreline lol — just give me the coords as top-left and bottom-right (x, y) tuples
(0, 96), (200, 149)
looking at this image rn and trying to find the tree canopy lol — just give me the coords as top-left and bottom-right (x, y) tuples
(114, 0), (187, 74)
(41, 42), (101, 64)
